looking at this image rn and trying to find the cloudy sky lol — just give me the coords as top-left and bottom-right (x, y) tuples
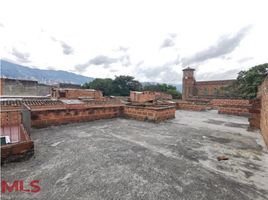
(1, 0), (267, 83)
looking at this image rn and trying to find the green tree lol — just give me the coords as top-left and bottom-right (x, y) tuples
(83, 75), (142, 96)
(143, 83), (182, 99)
(112, 75), (142, 96)
(222, 63), (268, 99)
(82, 78), (113, 96)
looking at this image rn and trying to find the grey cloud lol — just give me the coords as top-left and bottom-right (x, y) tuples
(0, 23), (4, 28)
(110, 69), (118, 73)
(160, 33), (177, 49)
(51, 37), (74, 55)
(75, 54), (131, 72)
(238, 57), (253, 63)
(11, 48), (30, 63)
(136, 60), (180, 83)
(89, 55), (117, 66)
(182, 25), (252, 66)
(196, 69), (240, 81)
(117, 46), (129, 52)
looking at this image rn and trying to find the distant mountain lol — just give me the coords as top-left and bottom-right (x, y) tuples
(0, 60), (94, 85)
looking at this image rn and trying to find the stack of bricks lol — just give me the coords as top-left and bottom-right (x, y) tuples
(124, 105), (175, 122)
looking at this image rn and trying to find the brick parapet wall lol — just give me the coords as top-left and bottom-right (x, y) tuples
(211, 99), (251, 107)
(0, 110), (22, 126)
(31, 105), (124, 128)
(176, 101), (207, 111)
(130, 91), (172, 103)
(1, 121), (34, 163)
(124, 105), (175, 122)
(248, 99), (261, 129)
(259, 76), (268, 148)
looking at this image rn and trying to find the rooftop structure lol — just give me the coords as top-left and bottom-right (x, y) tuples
(1, 110), (268, 199)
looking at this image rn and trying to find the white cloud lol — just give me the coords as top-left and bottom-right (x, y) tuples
(0, 0), (268, 83)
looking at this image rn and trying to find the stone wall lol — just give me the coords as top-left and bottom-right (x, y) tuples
(124, 105), (175, 122)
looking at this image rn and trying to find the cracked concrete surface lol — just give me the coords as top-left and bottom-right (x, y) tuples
(1, 110), (268, 200)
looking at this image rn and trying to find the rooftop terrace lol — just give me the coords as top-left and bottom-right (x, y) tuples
(2, 110), (268, 200)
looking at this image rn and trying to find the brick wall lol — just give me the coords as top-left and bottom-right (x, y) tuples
(124, 105), (175, 122)
(0, 110), (22, 126)
(130, 91), (172, 103)
(52, 88), (103, 99)
(210, 99), (252, 117)
(0, 78), (4, 95)
(211, 99), (250, 107)
(248, 99), (261, 129)
(259, 76), (268, 148)
(31, 105), (124, 128)
(194, 80), (235, 98)
(176, 100), (207, 111)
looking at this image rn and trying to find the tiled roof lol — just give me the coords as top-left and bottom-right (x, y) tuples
(0, 99), (64, 107)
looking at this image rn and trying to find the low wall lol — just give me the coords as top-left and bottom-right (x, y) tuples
(31, 105), (124, 128)
(124, 105), (175, 122)
(211, 99), (250, 108)
(176, 101), (207, 111)
(259, 76), (268, 148)
(218, 106), (250, 117)
(0, 110), (22, 126)
(248, 99), (261, 129)
(1, 125), (34, 164)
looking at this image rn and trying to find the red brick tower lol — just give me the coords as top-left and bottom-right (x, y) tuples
(182, 67), (195, 100)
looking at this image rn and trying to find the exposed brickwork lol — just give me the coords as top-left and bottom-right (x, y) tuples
(124, 105), (175, 122)
(259, 76), (268, 148)
(213, 99), (251, 117)
(31, 105), (124, 128)
(248, 99), (261, 129)
(51, 88), (103, 99)
(182, 68), (235, 100)
(176, 101), (207, 111)
(130, 91), (172, 103)
(0, 110), (22, 126)
(0, 78), (4, 95)
(1, 140), (34, 164)
(211, 99), (250, 107)
(218, 106), (250, 117)
(1, 112), (34, 164)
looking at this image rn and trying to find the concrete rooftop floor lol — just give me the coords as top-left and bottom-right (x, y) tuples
(2, 110), (268, 200)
